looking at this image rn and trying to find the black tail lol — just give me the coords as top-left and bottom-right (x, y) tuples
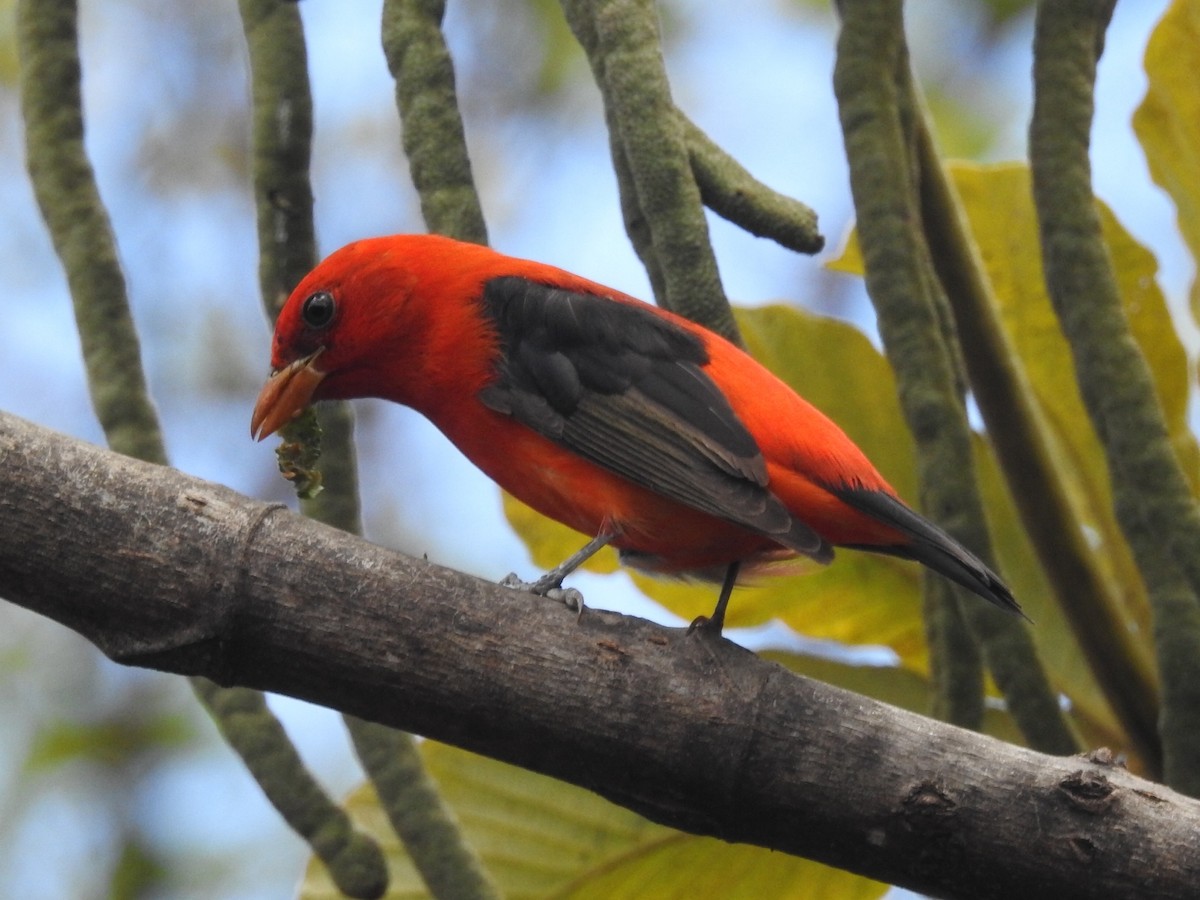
(834, 486), (1028, 621)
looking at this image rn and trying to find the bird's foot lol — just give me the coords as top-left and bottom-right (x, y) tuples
(501, 572), (585, 617)
(686, 562), (735, 638)
(686, 613), (725, 638)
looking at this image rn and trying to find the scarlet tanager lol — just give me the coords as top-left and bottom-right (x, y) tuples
(252, 234), (1022, 632)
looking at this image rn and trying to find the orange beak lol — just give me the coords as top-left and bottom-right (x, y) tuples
(251, 349), (327, 441)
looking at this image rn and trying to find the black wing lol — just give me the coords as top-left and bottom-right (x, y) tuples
(477, 276), (830, 561)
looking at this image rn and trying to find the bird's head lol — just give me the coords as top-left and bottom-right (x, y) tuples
(251, 238), (419, 441)
(251, 234), (503, 441)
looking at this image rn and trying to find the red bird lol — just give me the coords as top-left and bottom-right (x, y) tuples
(252, 234), (1022, 632)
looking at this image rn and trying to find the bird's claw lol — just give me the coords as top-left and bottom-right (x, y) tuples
(501, 572), (585, 618)
(686, 614), (724, 638)
(547, 586), (585, 616)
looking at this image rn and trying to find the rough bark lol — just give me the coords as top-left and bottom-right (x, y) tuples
(2, 409), (1198, 900)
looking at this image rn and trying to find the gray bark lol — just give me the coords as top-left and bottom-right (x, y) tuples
(1, 409), (1197, 900)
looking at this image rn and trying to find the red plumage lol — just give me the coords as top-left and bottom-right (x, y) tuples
(253, 234), (1021, 629)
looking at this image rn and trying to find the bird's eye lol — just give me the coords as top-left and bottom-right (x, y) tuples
(301, 291), (336, 329)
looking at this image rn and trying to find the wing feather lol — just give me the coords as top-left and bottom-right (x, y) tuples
(833, 486), (1023, 617)
(477, 276), (828, 559)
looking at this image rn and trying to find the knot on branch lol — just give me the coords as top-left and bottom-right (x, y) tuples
(903, 779), (956, 816)
(1058, 769), (1116, 815)
(108, 491), (289, 678)
(1084, 747), (1126, 768)
(1067, 834), (1099, 863)
(895, 780), (965, 875)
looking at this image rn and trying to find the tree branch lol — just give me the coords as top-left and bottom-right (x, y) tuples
(2, 409), (1199, 900)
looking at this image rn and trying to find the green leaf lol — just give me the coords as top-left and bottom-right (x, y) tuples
(947, 161), (1198, 760)
(1134, 0), (1200, 319)
(302, 741), (887, 899)
(949, 161), (1193, 612)
(26, 715), (194, 771)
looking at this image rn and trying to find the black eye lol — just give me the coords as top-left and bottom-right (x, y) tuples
(301, 291), (336, 329)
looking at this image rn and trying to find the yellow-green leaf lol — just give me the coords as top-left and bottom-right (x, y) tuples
(950, 161), (1192, 616)
(948, 161), (1197, 763)
(301, 741), (887, 900)
(827, 162), (1184, 761)
(1134, 0), (1200, 319)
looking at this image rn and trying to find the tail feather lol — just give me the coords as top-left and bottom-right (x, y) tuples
(834, 487), (1028, 621)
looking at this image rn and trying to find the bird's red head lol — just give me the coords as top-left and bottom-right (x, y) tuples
(251, 234), (508, 441)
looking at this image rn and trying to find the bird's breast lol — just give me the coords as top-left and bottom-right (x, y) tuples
(429, 400), (785, 573)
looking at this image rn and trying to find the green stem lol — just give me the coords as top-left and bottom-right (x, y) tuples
(345, 719), (502, 900)
(371, 3), (505, 894)
(912, 100), (1160, 767)
(243, 1), (413, 893)
(1030, 0), (1200, 793)
(19, 7), (173, 894)
(381, 0), (488, 245)
(17, 0), (165, 466)
(19, 0), (390, 893)
(193, 682), (387, 899)
(682, 115), (825, 256)
(924, 578), (984, 728)
(612, 116), (668, 305)
(832, 0), (980, 732)
(560, 0), (738, 342)
(245, 0), (500, 893)
(240, 0), (318, 318)
(833, 0), (1077, 754)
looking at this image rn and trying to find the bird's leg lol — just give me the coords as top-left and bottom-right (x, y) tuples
(501, 530), (617, 615)
(688, 561), (741, 637)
